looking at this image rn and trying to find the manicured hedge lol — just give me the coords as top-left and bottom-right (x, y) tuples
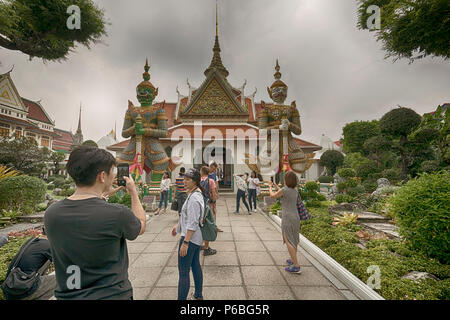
(301, 205), (450, 300)
(0, 176), (46, 214)
(318, 176), (333, 183)
(388, 171), (450, 264)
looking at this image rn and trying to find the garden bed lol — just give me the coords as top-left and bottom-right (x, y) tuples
(296, 203), (450, 300)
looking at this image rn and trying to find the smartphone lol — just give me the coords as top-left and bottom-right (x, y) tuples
(117, 163), (129, 187)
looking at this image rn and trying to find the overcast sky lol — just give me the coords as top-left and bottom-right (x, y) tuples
(1, 0), (449, 145)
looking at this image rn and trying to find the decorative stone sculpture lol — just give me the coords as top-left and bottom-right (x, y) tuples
(245, 60), (315, 178)
(117, 59), (176, 184)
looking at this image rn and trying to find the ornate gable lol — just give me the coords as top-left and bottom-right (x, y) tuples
(180, 72), (248, 121)
(0, 73), (27, 111)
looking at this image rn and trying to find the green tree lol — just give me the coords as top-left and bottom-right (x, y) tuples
(50, 151), (66, 175)
(0, 137), (50, 176)
(0, 0), (107, 62)
(319, 150), (344, 176)
(363, 135), (392, 169)
(379, 107), (422, 180)
(357, 0), (450, 62)
(411, 105), (450, 169)
(342, 120), (380, 154)
(81, 140), (98, 147)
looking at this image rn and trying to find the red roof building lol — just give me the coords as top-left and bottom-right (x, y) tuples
(0, 70), (74, 153)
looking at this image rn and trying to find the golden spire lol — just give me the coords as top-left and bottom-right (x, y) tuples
(204, 0), (229, 78)
(216, 0), (218, 37)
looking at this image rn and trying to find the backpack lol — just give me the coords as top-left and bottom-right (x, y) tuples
(200, 178), (213, 202)
(187, 190), (217, 242)
(1, 237), (49, 300)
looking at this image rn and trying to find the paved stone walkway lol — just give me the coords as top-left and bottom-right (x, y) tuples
(127, 195), (357, 300)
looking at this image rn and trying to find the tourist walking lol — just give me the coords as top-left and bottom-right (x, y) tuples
(268, 171), (301, 274)
(155, 172), (171, 215)
(201, 166), (217, 256)
(174, 167), (187, 215)
(45, 146), (146, 299)
(171, 168), (204, 300)
(248, 171), (260, 213)
(233, 173), (251, 215)
(208, 162), (222, 232)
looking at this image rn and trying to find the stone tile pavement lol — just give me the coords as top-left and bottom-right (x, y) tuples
(127, 195), (358, 300)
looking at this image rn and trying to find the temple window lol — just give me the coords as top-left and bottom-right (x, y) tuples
(0, 123), (10, 137)
(41, 136), (50, 147)
(15, 127), (22, 139)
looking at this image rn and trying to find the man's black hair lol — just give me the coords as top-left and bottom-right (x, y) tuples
(180, 167), (185, 173)
(66, 146), (117, 187)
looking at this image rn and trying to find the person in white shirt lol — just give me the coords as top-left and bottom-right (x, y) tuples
(156, 172), (171, 215)
(248, 171), (260, 213)
(233, 173), (251, 215)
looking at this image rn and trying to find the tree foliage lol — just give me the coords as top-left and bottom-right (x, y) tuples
(342, 120), (380, 154)
(357, 0), (450, 62)
(319, 150), (344, 176)
(81, 140), (98, 147)
(50, 151), (66, 175)
(0, 0), (107, 62)
(379, 107), (423, 180)
(0, 137), (49, 176)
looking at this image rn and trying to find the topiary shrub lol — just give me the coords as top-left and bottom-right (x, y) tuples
(319, 150), (344, 176)
(346, 178), (358, 188)
(318, 176), (333, 183)
(382, 168), (402, 183)
(0, 176), (46, 214)
(337, 168), (356, 179)
(53, 178), (66, 189)
(60, 188), (75, 197)
(317, 193), (327, 201)
(362, 179), (378, 193)
(305, 181), (319, 192)
(337, 182), (347, 192)
(335, 194), (355, 203)
(389, 171), (450, 263)
(355, 160), (379, 180)
(347, 185), (366, 197)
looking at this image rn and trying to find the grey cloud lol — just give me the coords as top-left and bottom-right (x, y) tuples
(1, 0), (449, 144)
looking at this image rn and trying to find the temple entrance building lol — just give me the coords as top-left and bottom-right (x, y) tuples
(108, 9), (321, 192)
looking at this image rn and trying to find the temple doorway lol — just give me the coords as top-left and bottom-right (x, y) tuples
(194, 146), (233, 192)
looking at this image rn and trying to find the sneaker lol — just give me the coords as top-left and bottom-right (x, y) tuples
(253, 209), (258, 213)
(233, 211), (239, 215)
(286, 259), (294, 265)
(285, 265), (301, 274)
(248, 211), (251, 215)
(203, 248), (217, 256)
(189, 292), (203, 300)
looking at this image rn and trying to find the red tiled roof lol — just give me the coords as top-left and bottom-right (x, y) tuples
(154, 102), (177, 127)
(293, 137), (322, 150)
(21, 98), (53, 125)
(52, 128), (74, 152)
(25, 126), (60, 138)
(0, 114), (37, 128)
(107, 139), (129, 151)
(426, 103), (449, 115)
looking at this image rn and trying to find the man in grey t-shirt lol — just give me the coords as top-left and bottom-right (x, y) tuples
(45, 147), (146, 300)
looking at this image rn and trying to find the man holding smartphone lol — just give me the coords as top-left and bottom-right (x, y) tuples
(44, 146), (146, 300)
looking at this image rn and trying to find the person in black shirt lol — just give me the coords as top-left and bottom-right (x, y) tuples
(4, 230), (55, 300)
(44, 146), (146, 300)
